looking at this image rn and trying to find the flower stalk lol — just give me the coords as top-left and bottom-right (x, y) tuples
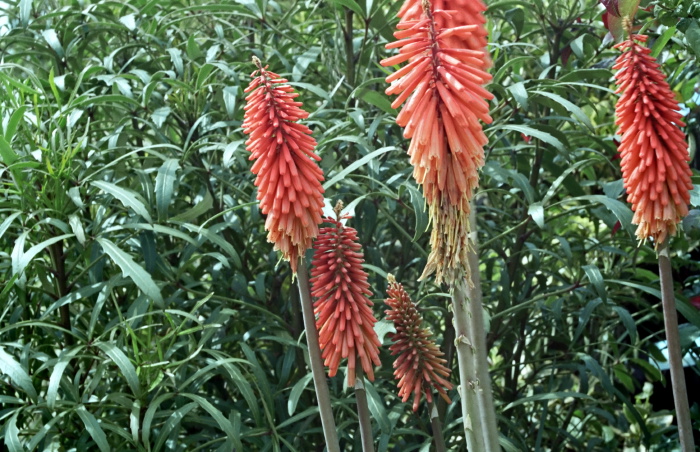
(354, 369), (374, 452)
(297, 260), (341, 452)
(658, 240), (695, 451)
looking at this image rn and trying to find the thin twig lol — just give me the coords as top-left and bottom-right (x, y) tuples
(296, 259), (341, 452)
(657, 240), (695, 452)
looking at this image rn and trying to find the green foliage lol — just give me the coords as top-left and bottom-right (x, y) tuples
(0, 0), (698, 450)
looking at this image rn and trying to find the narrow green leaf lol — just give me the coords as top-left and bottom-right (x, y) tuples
(582, 264), (606, 302)
(0, 347), (37, 401)
(493, 124), (564, 151)
(169, 190), (213, 222)
(181, 394), (238, 441)
(92, 180), (152, 222)
(287, 373), (313, 416)
(75, 405), (110, 452)
(154, 403), (198, 452)
(531, 90), (593, 130)
(403, 183), (428, 241)
(651, 26), (677, 58)
(364, 380), (391, 434)
(47, 347), (83, 409)
(323, 147), (395, 189)
(95, 342), (141, 397)
(528, 202), (545, 228)
(155, 159), (181, 220)
(502, 391), (593, 410)
(574, 195), (634, 236)
(5, 412), (22, 452)
(96, 237), (163, 306)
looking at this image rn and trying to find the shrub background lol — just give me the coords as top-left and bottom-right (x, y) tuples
(0, 0), (699, 450)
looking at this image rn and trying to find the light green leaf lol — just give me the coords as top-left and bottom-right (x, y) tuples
(583, 264), (606, 302)
(531, 90), (593, 130)
(96, 237), (163, 306)
(95, 342), (141, 397)
(493, 124), (564, 151)
(0, 347), (37, 401)
(287, 373), (313, 416)
(155, 159), (180, 220)
(92, 180), (153, 223)
(169, 190), (213, 222)
(323, 147), (396, 189)
(76, 405), (110, 452)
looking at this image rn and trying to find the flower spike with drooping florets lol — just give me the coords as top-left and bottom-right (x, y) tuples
(310, 203), (381, 386)
(242, 57), (325, 273)
(381, 0), (493, 283)
(613, 34), (692, 245)
(385, 274), (452, 411)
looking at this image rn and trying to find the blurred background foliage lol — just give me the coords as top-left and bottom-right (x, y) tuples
(0, 0), (699, 450)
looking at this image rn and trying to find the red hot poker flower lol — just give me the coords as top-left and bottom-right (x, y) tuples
(397, 0), (489, 61)
(381, 4), (493, 211)
(613, 35), (692, 244)
(385, 275), (452, 412)
(381, 0), (493, 283)
(310, 214), (381, 386)
(242, 59), (325, 272)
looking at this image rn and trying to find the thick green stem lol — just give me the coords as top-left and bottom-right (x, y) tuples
(451, 279), (484, 451)
(658, 240), (695, 452)
(429, 400), (447, 452)
(296, 260), (341, 452)
(354, 372), (374, 452)
(466, 207), (501, 452)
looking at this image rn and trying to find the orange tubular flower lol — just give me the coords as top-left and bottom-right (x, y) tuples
(397, 0), (489, 60)
(381, 0), (493, 283)
(385, 275), (452, 412)
(242, 58), (325, 273)
(613, 35), (692, 245)
(310, 215), (381, 386)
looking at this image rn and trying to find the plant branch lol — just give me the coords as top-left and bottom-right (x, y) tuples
(429, 400), (447, 452)
(451, 278), (484, 451)
(465, 207), (501, 451)
(296, 259), (341, 452)
(658, 240), (695, 452)
(354, 370), (374, 452)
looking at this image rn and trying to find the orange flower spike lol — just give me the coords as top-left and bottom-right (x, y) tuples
(242, 57), (325, 272)
(385, 274), (452, 412)
(310, 209), (382, 386)
(380, 1), (493, 209)
(613, 35), (692, 245)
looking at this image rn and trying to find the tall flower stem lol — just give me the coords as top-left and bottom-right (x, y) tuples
(297, 259), (341, 452)
(465, 206), (501, 451)
(428, 400), (447, 452)
(658, 240), (695, 451)
(451, 278), (485, 451)
(354, 369), (374, 452)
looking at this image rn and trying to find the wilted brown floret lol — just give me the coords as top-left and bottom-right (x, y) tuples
(613, 35), (692, 245)
(385, 274), (452, 411)
(242, 59), (325, 272)
(310, 216), (381, 386)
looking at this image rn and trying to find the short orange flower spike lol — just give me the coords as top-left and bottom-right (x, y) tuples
(385, 275), (452, 411)
(613, 35), (693, 245)
(310, 213), (381, 386)
(242, 58), (325, 272)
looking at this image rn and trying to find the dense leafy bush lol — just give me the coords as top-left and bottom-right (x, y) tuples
(0, 0), (698, 450)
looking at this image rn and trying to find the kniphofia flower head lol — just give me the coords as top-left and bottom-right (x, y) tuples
(381, 0), (493, 283)
(613, 35), (692, 245)
(310, 206), (381, 386)
(385, 274), (452, 411)
(242, 58), (325, 272)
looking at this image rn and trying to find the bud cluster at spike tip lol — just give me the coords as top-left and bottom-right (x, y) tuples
(380, 0), (493, 283)
(613, 35), (692, 245)
(310, 216), (381, 386)
(242, 62), (325, 272)
(385, 275), (452, 412)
